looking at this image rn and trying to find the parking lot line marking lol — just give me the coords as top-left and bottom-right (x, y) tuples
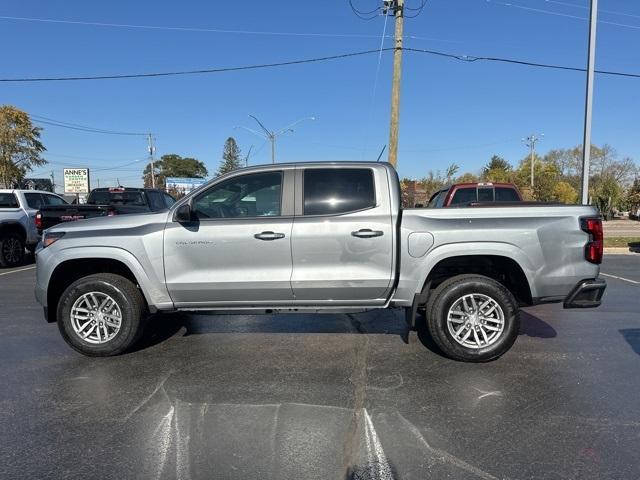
(601, 273), (640, 285)
(0, 266), (35, 277)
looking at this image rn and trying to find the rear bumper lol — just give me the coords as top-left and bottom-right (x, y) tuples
(563, 278), (606, 309)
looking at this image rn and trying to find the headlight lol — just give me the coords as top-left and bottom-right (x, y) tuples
(42, 231), (65, 248)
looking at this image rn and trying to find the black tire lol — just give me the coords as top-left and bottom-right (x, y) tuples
(0, 233), (25, 268)
(425, 274), (520, 362)
(57, 273), (146, 356)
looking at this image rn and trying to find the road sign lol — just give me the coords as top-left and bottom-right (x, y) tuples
(165, 177), (207, 195)
(63, 168), (90, 194)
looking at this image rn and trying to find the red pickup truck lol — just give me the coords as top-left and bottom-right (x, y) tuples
(426, 182), (523, 208)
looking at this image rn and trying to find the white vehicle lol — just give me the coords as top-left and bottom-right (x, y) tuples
(0, 189), (67, 267)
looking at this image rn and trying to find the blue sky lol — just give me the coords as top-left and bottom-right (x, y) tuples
(1, 0), (639, 189)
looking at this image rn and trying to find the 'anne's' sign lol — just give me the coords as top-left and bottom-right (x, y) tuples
(63, 168), (90, 194)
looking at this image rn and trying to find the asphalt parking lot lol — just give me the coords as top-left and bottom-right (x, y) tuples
(1, 255), (639, 480)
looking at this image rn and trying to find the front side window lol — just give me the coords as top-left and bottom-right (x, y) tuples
(24, 193), (43, 209)
(146, 191), (166, 211)
(193, 171), (282, 219)
(43, 194), (66, 206)
(163, 193), (176, 208)
(303, 168), (375, 216)
(450, 187), (477, 206)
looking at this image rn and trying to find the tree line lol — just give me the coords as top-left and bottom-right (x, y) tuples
(1, 104), (637, 215)
(402, 146), (640, 215)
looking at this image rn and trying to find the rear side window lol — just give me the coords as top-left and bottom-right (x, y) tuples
(24, 193), (44, 209)
(495, 187), (520, 202)
(0, 193), (19, 208)
(449, 187), (477, 206)
(304, 168), (375, 216)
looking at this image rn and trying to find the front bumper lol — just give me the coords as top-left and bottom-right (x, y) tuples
(563, 278), (606, 308)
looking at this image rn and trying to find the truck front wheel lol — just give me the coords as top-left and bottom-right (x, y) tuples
(425, 274), (520, 362)
(0, 233), (25, 267)
(57, 273), (146, 356)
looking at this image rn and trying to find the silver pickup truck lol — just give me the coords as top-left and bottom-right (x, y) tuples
(35, 162), (606, 361)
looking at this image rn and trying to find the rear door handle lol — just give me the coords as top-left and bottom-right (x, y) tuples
(254, 231), (286, 241)
(351, 228), (384, 238)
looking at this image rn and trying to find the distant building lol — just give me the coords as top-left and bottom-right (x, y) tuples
(20, 178), (54, 192)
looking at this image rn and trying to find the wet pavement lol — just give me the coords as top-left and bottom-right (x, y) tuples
(1, 255), (639, 479)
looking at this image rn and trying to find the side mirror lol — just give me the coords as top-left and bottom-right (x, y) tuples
(173, 203), (192, 223)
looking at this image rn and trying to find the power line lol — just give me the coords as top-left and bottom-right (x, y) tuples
(2, 47), (640, 83)
(486, 0), (640, 31)
(31, 114), (148, 136)
(541, 0), (640, 21)
(0, 49), (391, 82)
(0, 15), (387, 38)
(349, 0), (382, 20)
(403, 47), (640, 79)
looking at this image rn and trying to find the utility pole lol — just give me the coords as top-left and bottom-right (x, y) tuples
(524, 134), (543, 189)
(580, 0), (599, 205)
(147, 134), (156, 188)
(387, 0), (404, 168)
(235, 115), (315, 164)
(50, 171), (55, 193)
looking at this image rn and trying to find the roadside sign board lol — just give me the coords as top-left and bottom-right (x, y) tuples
(63, 168), (90, 194)
(165, 177), (207, 195)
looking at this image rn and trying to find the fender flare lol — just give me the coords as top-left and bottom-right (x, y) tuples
(50, 245), (169, 309)
(416, 241), (538, 299)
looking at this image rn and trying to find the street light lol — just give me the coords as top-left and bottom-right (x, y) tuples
(235, 115), (316, 164)
(523, 133), (544, 189)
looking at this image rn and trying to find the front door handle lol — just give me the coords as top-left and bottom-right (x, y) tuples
(254, 231), (286, 241)
(351, 228), (384, 238)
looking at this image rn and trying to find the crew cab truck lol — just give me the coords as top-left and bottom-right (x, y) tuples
(34, 162), (606, 361)
(426, 182), (523, 208)
(35, 187), (176, 234)
(0, 189), (67, 267)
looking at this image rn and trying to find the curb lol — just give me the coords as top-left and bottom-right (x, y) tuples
(604, 247), (639, 255)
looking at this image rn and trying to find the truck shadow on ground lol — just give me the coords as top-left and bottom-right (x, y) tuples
(619, 329), (640, 356)
(134, 309), (557, 357)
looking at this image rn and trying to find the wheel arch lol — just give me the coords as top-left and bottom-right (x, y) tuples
(45, 250), (159, 323)
(0, 221), (27, 240)
(419, 248), (535, 307)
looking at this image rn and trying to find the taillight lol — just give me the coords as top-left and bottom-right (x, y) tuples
(35, 211), (42, 230)
(580, 217), (603, 264)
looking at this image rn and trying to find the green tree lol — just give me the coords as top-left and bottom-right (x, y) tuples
(513, 155), (560, 201)
(455, 172), (480, 184)
(143, 154), (208, 188)
(482, 155), (512, 183)
(0, 105), (46, 188)
(217, 137), (242, 177)
(552, 181), (578, 204)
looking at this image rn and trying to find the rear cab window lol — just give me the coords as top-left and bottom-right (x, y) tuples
(478, 187), (494, 202)
(449, 187), (477, 206)
(0, 193), (19, 208)
(88, 190), (146, 206)
(495, 187), (520, 202)
(303, 168), (375, 215)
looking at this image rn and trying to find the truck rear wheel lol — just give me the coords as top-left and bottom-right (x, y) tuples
(57, 273), (146, 356)
(0, 232), (25, 267)
(425, 274), (520, 362)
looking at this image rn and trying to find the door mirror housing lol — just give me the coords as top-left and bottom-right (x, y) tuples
(173, 203), (192, 223)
